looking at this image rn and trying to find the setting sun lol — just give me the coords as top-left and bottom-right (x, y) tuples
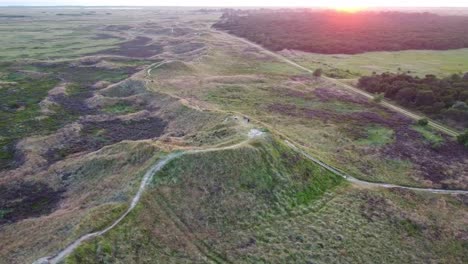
(333, 6), (366, 13)
(323, 0), (369, 12)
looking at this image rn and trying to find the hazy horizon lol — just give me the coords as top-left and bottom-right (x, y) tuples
(2, 0), (468, 8)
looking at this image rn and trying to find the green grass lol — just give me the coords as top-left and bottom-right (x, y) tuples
(101, 79), (147, 98)
(65, 148), (467, 263)
(155, 138), (343, 209)
(0, 15), (123, 60)
(65, 137), (346, 263)
(412, 125), (444, 146)
(0, 209), (13, 220)
(357, 126), (395, 146)
(102, 102), (137, 115)
(287, 49), (468, 77)
(74, 203), (127, 235)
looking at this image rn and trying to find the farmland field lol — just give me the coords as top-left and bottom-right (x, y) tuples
(0, 7), (467, 264)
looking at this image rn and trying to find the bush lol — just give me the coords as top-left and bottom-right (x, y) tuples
(313, 68), (323, 77)
(417, 118), (429, 126)
(372, 93), (384, 103)
(457, 131), (468, 147)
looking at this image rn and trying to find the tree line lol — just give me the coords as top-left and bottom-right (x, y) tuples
(213, 10), (468, 54)
(358, 72), (468, 130)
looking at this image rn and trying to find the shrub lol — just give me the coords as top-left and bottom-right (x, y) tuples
(313, 68), (323, 77)
(372, 93), (384, 103)
(457, 130), (468, 147)
(417, 118), (429, 126)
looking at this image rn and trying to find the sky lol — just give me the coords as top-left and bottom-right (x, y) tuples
(1, 0), (468, 7)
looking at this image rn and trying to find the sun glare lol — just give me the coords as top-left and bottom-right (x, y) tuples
(333, 6), (366, 13)
(324, 0), (368, 12)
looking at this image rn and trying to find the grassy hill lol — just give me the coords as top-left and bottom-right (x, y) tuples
(66, 137), (467, 263)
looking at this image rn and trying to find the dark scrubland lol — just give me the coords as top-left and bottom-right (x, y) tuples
(99, 36), (163, 58)
(358, 72), (468, 130)
(0, 61), (140, 170)
(213, 10), (468, 54)
(0, 181), (64, 224)
(45, 117), (167, 164)
(267, 85), (468, 189)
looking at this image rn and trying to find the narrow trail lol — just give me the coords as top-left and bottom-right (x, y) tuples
(144, 53), (467, 196)
(285, 141), (468, 195)
(33, 152), (182, 264)
(217, 30), (460, 137)
(34, 33), (467, 262)
(146, 60), (174, 76)
(33, 137), (254, 264)
(33, 126), (467, 264)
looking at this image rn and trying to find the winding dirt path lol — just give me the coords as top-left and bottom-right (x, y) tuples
(146, 60), (174, 76)
(33, 32), (467, 262)
(33, 135), (255, 264)
(285, 141), (468, 195)
(33, 152), (182, 264)
(33, 127), (466, 264)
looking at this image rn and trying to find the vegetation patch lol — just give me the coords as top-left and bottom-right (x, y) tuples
(0, 181), (64, 224)
(102, 101), (138, 115)
(171, 42), (205, 54)
(314, 87), (370, 105)
(74, 203), (127, 234)
(149, 61), (196, 79)
(100, 79), (147, 98)
(286, 48), (468, 77)
(378, 127), (467, 187)
(65, 181), (467, 264)
(46, 117), (167, 163)
(99, 36), (163, 58)
(357, 126), (394, 146)
(0, 69), (61, 169)
(66, 137), (345, 263)
(411, 125), (444, 146)
(358, 72), (468, 130)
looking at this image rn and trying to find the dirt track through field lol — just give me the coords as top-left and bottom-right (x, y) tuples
(33, 31), (466, 263)
(285, 141), (468, 195)
(33, 126), (467, 263)
(217, 30), (460, 137)
(33, 135), (255, 264)
(33, 152), (182, 264)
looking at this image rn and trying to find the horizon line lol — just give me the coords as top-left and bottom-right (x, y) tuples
(2, 5), (468, 8)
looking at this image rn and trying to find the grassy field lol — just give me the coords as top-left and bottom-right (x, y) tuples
(0, 8), (466, 264)
(283, 48), (468, 78)
(66, 137), (467, 263)
(0, 9), (125, 60)
(149, 29), (467, 190)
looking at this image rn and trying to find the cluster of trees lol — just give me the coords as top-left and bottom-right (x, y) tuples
(358, 73), (468, 129)
(213, 10), (468, 54)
